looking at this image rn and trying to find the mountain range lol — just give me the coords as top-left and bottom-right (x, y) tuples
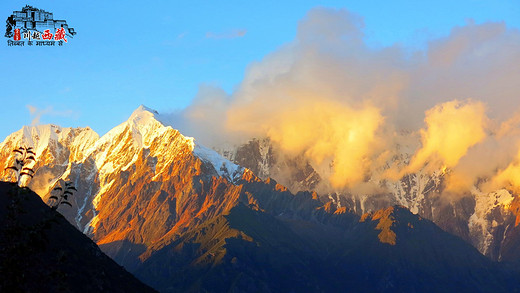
(219, 137), (520, 262)
(2, 105), (520, 292)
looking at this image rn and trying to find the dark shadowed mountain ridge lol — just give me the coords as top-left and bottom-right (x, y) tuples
(0, 181), (157, 293)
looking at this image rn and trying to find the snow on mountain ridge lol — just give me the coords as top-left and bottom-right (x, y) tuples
(0, 105), (246, 235)
(469, 189), (514, 257)
(0, 124), (100, 212)
(129, 105), (244, 183)
(193, 144), (244, 183)
(4, 124), (100, 161)
(0, 124), (99, 178)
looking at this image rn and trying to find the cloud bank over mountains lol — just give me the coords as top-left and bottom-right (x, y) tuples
(167, 8), (520, 194)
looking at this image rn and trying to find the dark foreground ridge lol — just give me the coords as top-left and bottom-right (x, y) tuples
(134, 200), (520, 292)
(0, 181), (157, 293)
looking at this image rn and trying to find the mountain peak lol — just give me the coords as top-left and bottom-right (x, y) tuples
(131, 105), (160, 119)
(92, 105), (170, 152)
(128, 105), (243, 182)
(129, 105), (162, 126)
(136, 104), (159, 115)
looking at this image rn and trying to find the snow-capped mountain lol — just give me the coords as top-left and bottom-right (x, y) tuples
(1, 105), (243, 235)
(218, 137), (519, 261)
(0, 124), (99, 196)
(0, 106), (516, 261)
(2, 105), (520, 292)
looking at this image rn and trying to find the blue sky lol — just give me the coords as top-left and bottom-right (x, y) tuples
(0, 0), (518, 140)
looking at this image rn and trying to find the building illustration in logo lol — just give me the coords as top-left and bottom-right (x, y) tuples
(5, 5), (76, 45)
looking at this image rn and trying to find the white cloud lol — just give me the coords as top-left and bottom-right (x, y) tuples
(26, 105), (77, 126)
